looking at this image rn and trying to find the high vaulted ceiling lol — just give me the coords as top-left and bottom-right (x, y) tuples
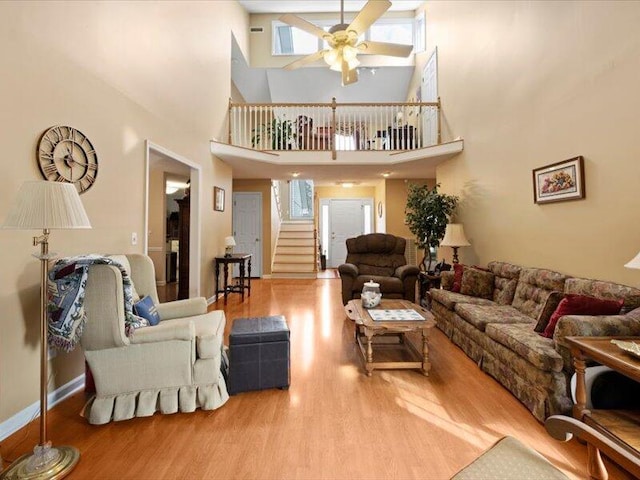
(237, 1), (424, 14)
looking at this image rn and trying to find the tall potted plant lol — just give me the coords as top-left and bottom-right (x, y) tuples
(405, 183), (459, 272)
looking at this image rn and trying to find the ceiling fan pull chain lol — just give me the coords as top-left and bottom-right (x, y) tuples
(340, 0), (344, 25)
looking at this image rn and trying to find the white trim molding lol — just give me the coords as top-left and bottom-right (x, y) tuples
(0, 374), (85, 441)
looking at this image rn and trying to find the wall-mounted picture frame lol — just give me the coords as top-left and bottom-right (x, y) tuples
(532, 156), (585, 204)
(213, 186), (225, 212)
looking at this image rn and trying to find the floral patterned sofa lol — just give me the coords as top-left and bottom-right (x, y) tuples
(430, 261), (640, 421)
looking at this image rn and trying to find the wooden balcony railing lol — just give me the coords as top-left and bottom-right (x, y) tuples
(228, 98), (441, 160)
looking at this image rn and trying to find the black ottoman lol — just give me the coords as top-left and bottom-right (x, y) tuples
(229, 315), (290, 394)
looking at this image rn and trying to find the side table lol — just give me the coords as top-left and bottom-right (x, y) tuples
(418, 272), (441, 309)
(214, 254), (251, 304)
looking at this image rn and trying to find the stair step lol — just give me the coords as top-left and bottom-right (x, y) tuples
(274, 254), (315, 263)
(278, 238), (315, 246)
(276, 246), (315, 254)
(281, 222), (314, 232)
(279, 231), (315, 239)
(271, 272), (317, 279)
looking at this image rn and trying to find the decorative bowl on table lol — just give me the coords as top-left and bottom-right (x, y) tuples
(361, 292), (382, 308)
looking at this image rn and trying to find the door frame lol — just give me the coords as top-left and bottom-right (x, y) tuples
(144, 140), (201, 297)
(232, 191), (263, 278)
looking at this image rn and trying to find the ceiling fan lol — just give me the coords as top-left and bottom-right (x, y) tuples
(279, 0), (413, 86)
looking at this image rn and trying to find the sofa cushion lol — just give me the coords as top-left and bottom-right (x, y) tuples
(460, 268), (495, 299)
(533, 291), (564, 333)
(542, 294), (624, 338)
(565, 277), (640, 312)
(487, 261), (522, 305)
(430, 289), (495, 311)
(486, 323), (564, 372)
(454, 304), (534, 332)
(511, 268), (568, 319)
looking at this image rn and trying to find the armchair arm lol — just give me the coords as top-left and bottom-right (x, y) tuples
(156, 297), (208, 320)
(338, 263), (358, 278)
(129, 320), (195, 344)
(394, 264), (419, 280)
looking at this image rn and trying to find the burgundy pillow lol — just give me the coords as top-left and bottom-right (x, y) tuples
(541, 294), (624, 338)
(451, 264), (465, 293)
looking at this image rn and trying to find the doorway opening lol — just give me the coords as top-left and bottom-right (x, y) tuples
(145, 141), (202, 298)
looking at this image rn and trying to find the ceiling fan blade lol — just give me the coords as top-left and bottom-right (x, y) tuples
(283, 50), (327, 70)
(358, 40), (413, 57)
(347, 0), (391, 36)
(279, 13), (330, 40)
(341, 61), (358, 86)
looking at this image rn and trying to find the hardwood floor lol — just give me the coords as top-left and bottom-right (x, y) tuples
(0, 278), (632, 479)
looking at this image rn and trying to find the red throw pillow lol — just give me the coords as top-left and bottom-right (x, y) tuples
(541, 294), (624, 338)
(451, 263), (465, 293)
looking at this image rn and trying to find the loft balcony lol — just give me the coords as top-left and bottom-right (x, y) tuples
(211, 98), (463, 181)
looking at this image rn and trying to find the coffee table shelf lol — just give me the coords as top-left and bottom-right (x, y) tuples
(345, 299), (436, 377)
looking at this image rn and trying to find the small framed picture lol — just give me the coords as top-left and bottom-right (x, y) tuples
(532, 156), (585, 204)
(213, 186), (225, 212)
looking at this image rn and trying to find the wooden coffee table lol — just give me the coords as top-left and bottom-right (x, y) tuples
(345, 299), (436, 377)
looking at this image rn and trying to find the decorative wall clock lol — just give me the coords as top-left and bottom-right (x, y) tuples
(37, 125), (98, 194)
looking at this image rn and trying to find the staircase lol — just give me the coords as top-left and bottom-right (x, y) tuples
(272, 221), (317, 278)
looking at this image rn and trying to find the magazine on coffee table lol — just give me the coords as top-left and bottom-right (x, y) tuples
(368, 309), (425, 322)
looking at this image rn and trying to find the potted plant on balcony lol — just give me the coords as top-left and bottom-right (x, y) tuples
(405, 183), (459, 272)
(251, 117), (295, 150)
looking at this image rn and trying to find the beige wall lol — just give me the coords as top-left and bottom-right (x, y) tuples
(148, 166), (167, 281)
(0, 1), (248, 426)
(232, 179), (273, 275)
(405, 1), (640, 285)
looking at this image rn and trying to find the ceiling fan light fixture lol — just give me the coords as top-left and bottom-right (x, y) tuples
(342, 45), (358, 62)
(346, 57), (360, 70)
(323, 49), (339, 67)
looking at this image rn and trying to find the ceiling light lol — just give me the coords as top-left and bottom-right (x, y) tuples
(291, 172), (300, 177)
(382, 172), (391, 178)
(341, 182), (354, 188)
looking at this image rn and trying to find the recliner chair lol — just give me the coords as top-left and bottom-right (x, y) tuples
(338, 233), (419, 305)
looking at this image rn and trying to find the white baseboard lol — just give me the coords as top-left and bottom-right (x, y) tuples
(156, 280), (167, 286)
(206, 293), (224, 306)
(0, 374), (85, 441)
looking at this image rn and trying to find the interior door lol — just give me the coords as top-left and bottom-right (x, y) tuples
(328, 199), (366, 268)
(232, 192), (262, 277)
(421, 47), (438, 147)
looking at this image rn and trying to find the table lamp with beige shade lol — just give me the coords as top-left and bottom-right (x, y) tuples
(224, 236), (236, 257)
(625, 251), (640, 271)
(1, 181), (91, 479)
(439, 223), (470, 264)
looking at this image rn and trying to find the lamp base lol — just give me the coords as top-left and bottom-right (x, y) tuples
(0, 445), (80, 480)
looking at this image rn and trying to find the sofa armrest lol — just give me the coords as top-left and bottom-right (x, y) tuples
(338, 263), (358, 278)
(440, 270), (455, 290)
(129, 320), (195, 344)
(395, 264), (419, 280)
(554, 313), (640, 345)
(156, 297), (208, 320)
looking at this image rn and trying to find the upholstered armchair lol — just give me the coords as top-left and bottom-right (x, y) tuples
(338, 233), (420, 305)
(81, 254), (228, 424)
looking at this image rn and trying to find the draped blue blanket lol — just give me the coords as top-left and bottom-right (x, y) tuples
(47, 255), (148, 352)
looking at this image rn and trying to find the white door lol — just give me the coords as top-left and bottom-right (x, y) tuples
(232, 192), (262, 277)
(328, 199), (371, 268)
(421, 47), (438, 147)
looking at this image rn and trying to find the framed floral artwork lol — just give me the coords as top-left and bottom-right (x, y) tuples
(213, 186), (225, 211)
(532, 156), (585, 204)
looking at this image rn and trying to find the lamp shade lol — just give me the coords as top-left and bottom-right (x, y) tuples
(224, 236), (236, 247)
(3, 181), (91, 230)
(440, 223), (470, 247)
(625, 251), (640, 270)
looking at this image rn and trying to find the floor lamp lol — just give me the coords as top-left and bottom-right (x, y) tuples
(1, 181), (91, 479)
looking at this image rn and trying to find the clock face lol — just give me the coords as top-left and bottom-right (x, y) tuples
(37, 125), (98, 194)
